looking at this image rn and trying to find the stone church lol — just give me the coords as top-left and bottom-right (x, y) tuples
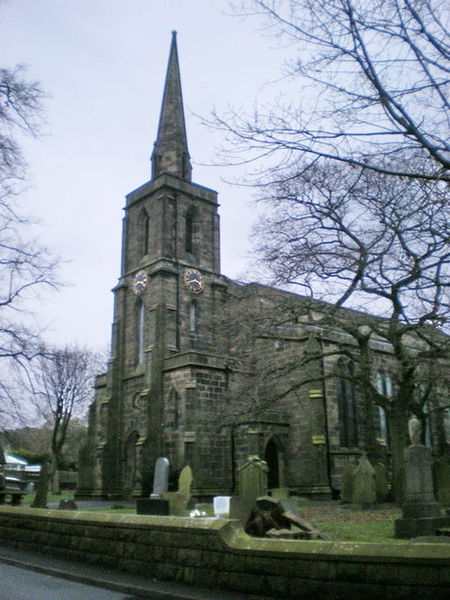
(78, 33), (449, 500)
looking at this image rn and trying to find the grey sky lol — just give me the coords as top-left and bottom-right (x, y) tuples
(1, 0), (286, 350)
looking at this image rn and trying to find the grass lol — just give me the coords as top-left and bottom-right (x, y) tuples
(299, 504), (404, 543)
(18, 493), (407, 543)
(21, 490), (75, 505)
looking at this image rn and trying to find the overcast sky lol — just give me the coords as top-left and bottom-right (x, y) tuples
(1, 0), (288, 351)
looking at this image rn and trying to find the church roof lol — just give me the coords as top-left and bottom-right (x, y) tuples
(151, 31), (192, 181)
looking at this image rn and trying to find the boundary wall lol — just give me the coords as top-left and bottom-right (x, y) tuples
(0, 507), (449, 599)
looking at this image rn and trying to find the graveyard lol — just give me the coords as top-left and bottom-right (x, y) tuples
(1, 422), (450, 600)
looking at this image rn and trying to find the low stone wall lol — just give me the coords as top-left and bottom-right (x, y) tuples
(0, 506), (448, 599)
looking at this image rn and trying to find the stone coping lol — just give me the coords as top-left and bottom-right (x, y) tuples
(1, 506), (449, 564)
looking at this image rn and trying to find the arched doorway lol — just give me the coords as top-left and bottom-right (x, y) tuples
(265, 438), (280, 489)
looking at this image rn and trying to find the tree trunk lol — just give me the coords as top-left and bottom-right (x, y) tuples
(387, 408), (409, 505)
(49, 452), (60, 494)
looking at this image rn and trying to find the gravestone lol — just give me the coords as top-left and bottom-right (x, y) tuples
(213, 496), (231, 518)
(352, 454), (376, 507)
(270, 487), (289, 499)
(178, 465), (193, 504)
(395, 417), (450, 538)
(229, 495), (254, 524)
(151, 457), (170, 497)
(136, 457), (170, 515)
(374, 462), (390, 503)
(340, 462), (355, 504)
(238, 455), (268, 505)
(161, 492), (186, 516)
(162, 465), (193, 516)
(433, 457), (450, 506)
(32, 461), (49, 508)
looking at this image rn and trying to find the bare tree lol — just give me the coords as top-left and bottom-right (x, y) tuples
(219, 0), (449, 182)
(0, 64), (59, 426)
(210, 0), (450, 497)
(217, 161), (449, 497)
(24, 344), (100, 492)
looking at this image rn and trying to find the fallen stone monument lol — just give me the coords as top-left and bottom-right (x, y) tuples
(244, 496), (329, 540)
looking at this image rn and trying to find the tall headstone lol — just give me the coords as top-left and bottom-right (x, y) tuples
(178, 465), (193, 504)
(136, 457), (170, 515)
(374, 463), (390, 503)
(340, 462), (355, 504)
(151, 457), (170, 497)
(162, 465), (193, 516)
(433, 457), (450, 506)
(352, 455), (376, 507)
(395, 417), (450, 538)
(32, 462), (49, 509)
(238, 456), (268, 505)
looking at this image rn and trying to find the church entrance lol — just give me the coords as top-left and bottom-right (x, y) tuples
(265, 438), (281, 489)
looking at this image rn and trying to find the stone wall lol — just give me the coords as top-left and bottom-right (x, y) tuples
(0, 507), (448, 599)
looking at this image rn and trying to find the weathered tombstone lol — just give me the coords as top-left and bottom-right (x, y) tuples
(161, 465), (193, 516)
(178, 465), (193, 504)
(352, 454), (376, 507)
(229, 495), (254, 524)
(374, 462), (390, 503)
(395, 417), (450, 538)
(151, 457), (170, 497)
(136, 457), (170, 515)
(238, 455), (268, 505)
(32, 461), (49, 508)
(433, 458), (450, 507)
(161, 492), (186, 516)
(340, 462), (355, 504)
(270, 487), (289, 499)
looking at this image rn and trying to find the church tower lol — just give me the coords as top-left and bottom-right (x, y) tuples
(78, 32), (231, 499)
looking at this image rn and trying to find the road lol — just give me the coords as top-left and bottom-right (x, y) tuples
(0, 562), (171, 600)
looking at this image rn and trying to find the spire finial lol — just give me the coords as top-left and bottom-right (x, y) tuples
(151, 32), (191, 181)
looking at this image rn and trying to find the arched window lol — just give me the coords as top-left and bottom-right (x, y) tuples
(337, 360), (358, 447)
(189, 300), (197, 333)
(375, 372), (391, 444)
(185, 207), (195, 253)
(138, 208), (150, 257)
(136, 300), (145, 365)
(168, 388), (181, 428)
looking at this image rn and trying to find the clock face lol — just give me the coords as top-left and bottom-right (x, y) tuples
(183, 268), (204, 293)
(132, 270), (147, 294)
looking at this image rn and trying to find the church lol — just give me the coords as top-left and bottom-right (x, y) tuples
(77, 33), (449, 501)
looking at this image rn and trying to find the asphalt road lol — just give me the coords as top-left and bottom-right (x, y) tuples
(0, 563), (207, 600)
(0, 545), (266, 600)
(0, 562), (154, 600)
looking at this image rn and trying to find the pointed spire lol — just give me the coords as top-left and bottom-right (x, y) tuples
(151, 31), (192, 181)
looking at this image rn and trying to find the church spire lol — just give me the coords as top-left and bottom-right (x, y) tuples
(151, 31), (192, 181)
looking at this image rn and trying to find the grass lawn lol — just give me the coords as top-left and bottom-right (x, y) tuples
(299, 504), (403, 543)
(18, 493), (407, 543)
